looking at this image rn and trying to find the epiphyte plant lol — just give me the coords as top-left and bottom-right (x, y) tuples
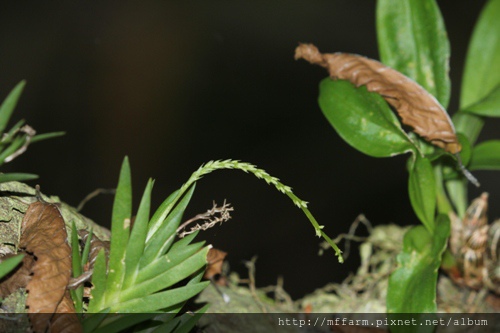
(296, 0), (500, 318)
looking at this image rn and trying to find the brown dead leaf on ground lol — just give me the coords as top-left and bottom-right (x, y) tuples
(294, 43), (461, 154)
(19, 200), (81, 333)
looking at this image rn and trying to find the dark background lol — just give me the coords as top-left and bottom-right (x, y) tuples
(0, 0), (497, 299)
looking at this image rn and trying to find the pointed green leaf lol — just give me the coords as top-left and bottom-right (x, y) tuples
(0, 173), (38, 184)
(111, 282), (209, 313)
(387, 215), (450, 330)
(30, 131), (66, 144)
(138, 241), (205, 284)
(146, 189), (180, 241)
(445, 178), (467, 219)
(70, 220), (84, 313)
(0, 135), (28, 166)
(0, 81), (25, 134)
(91, 314), (157, 333)
(469, 140), (500, 170)
(0, 254), (24, 279)
(142, 185), (196, 267)
(123, 178), (154, 288)
(460, 0), (500, 109)
(83, 309), (110, 333)
(121, 246), (209, 301)
(408, 155), (436, 232)
(377, 0), (450, 107)
(81, 228), (93, 268)
(87, 249), (108, 313)
(318, 78), (415, 157)
(106, 156), (132, 299)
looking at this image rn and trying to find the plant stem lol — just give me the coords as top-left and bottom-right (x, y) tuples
(151, 159), (344, 263)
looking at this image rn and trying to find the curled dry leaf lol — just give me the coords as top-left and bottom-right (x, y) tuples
(294, 43), (461, 154)
(19, 200), (81, 333)
(204, 248), (227, 286)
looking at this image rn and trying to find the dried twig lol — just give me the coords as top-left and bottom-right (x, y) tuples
(76, 188), (116, 212)
(177, 200), (233, 237)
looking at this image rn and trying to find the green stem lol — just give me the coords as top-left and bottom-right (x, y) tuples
(148, 160), (344, 262)
(434, 163), (453, 215)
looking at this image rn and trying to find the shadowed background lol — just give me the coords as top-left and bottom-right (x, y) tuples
(0, 0), (496, 299)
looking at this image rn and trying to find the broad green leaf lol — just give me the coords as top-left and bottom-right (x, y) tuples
(460, 0), (500, 109)
(120, 247), (209, 301)
(0, 254), (24, 279)
(111, 282), (209, 313)
(142, 185), (196, 268)
(0, 173), (38, 183)
(123, 178), (154, 289)
(106, 156), (132, 300)
(377, 0), (450, 107)
(463, 84), (500, 117)
(0, 81), (25, 134)
(452, 112), (484, 146)
(408, 155), (436, 232)
(469, 140), (500, 170)
(87, 249), (108, 312)
(318, 78), (415, 157)
(387, 215), (450, 324)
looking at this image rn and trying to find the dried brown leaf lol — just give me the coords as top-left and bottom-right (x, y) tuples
(19, 201), (72, 332)
(204, 248), (227, 285)
(0, 253), (34, 298)
(50, 292), (83, 333)
(295, 43), (461, 154)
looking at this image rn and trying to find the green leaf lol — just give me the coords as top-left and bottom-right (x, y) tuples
(460, 0), (500, 110)
(469, 140), (500, 170)
(445, 178), (467, 218)
(87, 249), (108, 313)
(318, 78), (415, 157)
(0, 254), (24, 279)
(0, 81), (25, 134)
(452, 112), (484, 146)
(142, 185), (196, 268)
(463, 84), (500, 117)
(377, 0), (450, 108)
(111, 282), (209, 313)
(91, 314), (157, 333)
(123, 178), (154, 289)
(106, 156), (133, 301)
(408, 155), (436, 232)
(387, 215), (450, 321)
(83, 309), (110, 333)
(0, 173), (38, 183)
(137, 241), (205, 284)
(81, 228), (93, 268)
(30, 131), (66, 144)
(146, 189), (180, 241)
(71, 220), (84, 313)
(120, 247), (209, 302)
